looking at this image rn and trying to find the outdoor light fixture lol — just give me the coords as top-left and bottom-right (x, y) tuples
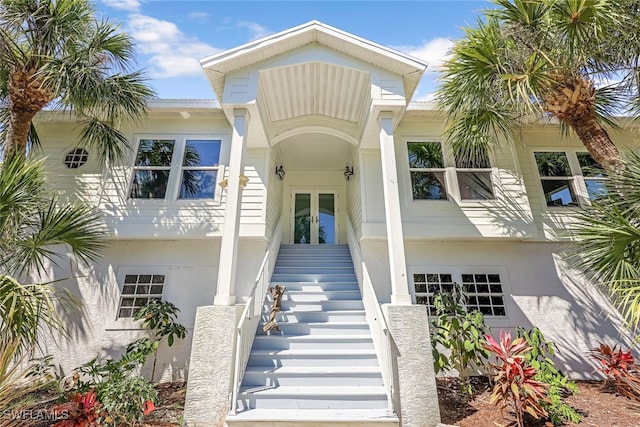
(344, 165), (354, 181)
(275, 164), (286, 180)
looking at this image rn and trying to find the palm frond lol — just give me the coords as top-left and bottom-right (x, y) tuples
(78, 117), (131, 165)
(0, 274), (79, 354)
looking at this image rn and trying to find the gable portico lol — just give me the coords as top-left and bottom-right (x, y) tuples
(184, 21), (441, 426)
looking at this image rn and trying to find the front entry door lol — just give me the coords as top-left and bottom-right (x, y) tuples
(292, 191), (336, 244)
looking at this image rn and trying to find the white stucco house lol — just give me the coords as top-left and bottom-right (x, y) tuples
(36, 21), (635, 426)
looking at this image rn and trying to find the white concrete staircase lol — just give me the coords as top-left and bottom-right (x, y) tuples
(226, 244), (398, 427)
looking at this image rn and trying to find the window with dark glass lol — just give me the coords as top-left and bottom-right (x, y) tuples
(407, 142), (447, 200)
(130, 139), (175, 199)
(534, 151), (578, 207)
(179, 140), (221, 199)
(412, 272), (506, 317)
(455, 154), (494, 200)
(577, 152), (608, 201)
(117, 274), (164, 319)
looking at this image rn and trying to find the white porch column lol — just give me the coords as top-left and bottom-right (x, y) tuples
(214, 109), (250, 306)
(378, 112), (412, 305)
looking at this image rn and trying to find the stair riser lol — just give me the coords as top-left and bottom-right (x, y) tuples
(266, 301), (364, 312)
(268, 291), (362, 302)
(271, 283), (359, 292)
(274, 267), (355, 275)
(242, 373), (384, 387)
(237, 396), (388, 410)
(247, 355), (380, 367)
(274, 261), (354, 267)
(258, 323), (370, 335)
(251, 339), (374, 351)
(271, 274), (357, 282)
(275, 312), (366, 322)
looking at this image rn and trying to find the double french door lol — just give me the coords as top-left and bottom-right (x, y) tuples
(291, 191), (337, 244)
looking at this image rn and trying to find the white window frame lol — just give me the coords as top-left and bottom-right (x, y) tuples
(105, 266), (171, 330)
(532, 149), (606, 208)
(406, 140), (448, 201)
(127, 134), (228, 205)
(403, 137), (497, 204)
(408, 266), (511, 324)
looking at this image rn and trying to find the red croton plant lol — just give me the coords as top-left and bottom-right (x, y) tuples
(52, 391), (104, 427)
(484, 331), (549, 427)
(590, 343), (640, 402)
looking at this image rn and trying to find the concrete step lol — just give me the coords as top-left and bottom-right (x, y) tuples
(274, 260), (355, 268)
(237, 385), (389, 410)
(271, 282), (359, 292)
(271, 273), (357, 283)
(275, 309), (366, 323)
(247, 349), (379, 367)
(257, 321), (370, 335)
(226, 408), (398, 427)
(272, 300), (364, 312)
(251, 334), (374, 351)
(270, 290), (363, 302)
(274, 266), (355, 275)
(242, 366), (384, 387)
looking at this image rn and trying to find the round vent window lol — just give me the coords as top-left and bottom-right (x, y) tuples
(63, 148), (89, 169)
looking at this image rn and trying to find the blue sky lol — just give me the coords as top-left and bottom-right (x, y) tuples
(97, 0), (491, 100)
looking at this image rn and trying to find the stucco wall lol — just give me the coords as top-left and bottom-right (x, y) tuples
(361, 239), (632, 377)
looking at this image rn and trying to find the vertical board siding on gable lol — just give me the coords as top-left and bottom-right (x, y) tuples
(265, 150), (283, 237)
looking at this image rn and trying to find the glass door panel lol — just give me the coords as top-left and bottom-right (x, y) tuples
(318, 193), (335, 244)
(293, 193), (311, 244)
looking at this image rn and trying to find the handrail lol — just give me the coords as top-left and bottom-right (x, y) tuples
(230, 216), (283, 414)
(346, 218), (396, 415)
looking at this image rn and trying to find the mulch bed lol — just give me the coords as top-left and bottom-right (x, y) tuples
(437, 376), (640, 426)
(10, 378), (640, 426)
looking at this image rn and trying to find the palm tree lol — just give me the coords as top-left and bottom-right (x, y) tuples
(437, 0), (640, 170)
(0, 154), (107, 352)
(567, 151), (640, 330)
(0, 0), (154, 163)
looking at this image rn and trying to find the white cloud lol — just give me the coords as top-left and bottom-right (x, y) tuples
(394, 37), (454, 72)
(127, 14), (221, 78)
(102, 0), (141, 12)
(188, 12), (210, 23)
(236, 21), (272, 41)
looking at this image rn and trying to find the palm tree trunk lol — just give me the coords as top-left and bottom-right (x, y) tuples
(544, 75), (621, 171)
(4, 69), (53, 158)
(568, 115), (620, 171)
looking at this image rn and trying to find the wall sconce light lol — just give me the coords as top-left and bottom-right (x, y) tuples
(275, 164), (286, 180)
(344, 165), (354, 181)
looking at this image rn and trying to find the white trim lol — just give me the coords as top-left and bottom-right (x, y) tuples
(105, 265), (172, 331)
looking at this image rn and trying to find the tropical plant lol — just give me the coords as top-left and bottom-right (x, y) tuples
(52, 390), (105, 427)
(567, 151), (640, 329)
(589, 343), (640, 402)
(437, 0), (640, 170)
(484, 331), (549, 427)
(430, 284), (490, 394)
(132, 299), (188, 382)
(0, 339), (47, 410)
(0, 155), (106, 352)
(516, 327), (581, 425)
(0, 0), (154, 162)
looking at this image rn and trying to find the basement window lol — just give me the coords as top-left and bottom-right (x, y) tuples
(117, 274), (165, 319)
(412, 272), (506, 317)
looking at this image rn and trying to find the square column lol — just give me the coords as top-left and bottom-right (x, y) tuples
(378, 112), (412, 305)
(214, 109), (250, 306)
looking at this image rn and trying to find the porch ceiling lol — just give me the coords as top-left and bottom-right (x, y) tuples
(257, 62), (371, 143)
(278, 133), (351, 172)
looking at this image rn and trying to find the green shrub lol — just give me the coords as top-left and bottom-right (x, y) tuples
(516, 327), (581, 425)
(430, 284), (490, 393)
